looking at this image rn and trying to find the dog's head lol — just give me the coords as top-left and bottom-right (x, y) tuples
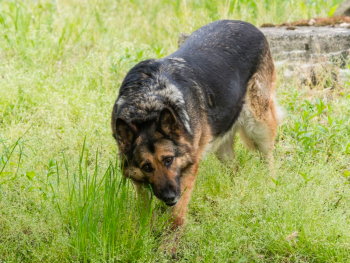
(112, 107), (193, 206)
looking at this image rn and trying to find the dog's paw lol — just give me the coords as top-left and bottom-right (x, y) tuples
(158, 229), (182, 259)
(159, 242), (178, 259)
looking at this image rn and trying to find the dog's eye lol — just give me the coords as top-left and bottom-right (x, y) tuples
(142, 164), (152, 173)
(164, 156), (174, 166)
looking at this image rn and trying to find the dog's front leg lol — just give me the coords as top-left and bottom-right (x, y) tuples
(160, 163), (198, 257)
(170, 163), (199, 230)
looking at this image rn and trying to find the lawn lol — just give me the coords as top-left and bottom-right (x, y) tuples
(1, 0), (350, 262)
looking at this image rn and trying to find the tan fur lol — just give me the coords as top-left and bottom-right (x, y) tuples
(131, 110), (213, 231)
(213, 47), (283, 169)
(170, 163), (198, 229)
(240, 51), (277, 165)
(169, 112), (213, 229)
(211, 124), (238, 163)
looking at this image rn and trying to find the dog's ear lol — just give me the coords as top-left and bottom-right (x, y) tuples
(159, 107), (179, 135)
(115, 118), (136, 151)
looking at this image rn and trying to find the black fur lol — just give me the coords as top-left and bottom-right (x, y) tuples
(170, 20), (267, 136)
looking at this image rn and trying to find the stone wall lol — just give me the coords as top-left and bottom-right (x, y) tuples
(178, 26), (350, 85)
(261, 27), (350, 66)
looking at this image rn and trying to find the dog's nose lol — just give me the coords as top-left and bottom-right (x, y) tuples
(163, 191), (177, 206)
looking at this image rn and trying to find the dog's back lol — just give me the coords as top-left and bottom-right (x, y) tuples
(169, 20), (271, 137)
(172, 20), (266, 80)
(166, 20), (282, 164)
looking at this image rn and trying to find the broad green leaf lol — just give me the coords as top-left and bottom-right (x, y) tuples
(26, 171), (36, 181)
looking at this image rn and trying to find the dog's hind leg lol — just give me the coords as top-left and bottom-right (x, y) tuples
(238, 105), (276, 168)
(238, 51), (283, 169)
(213, 125), (237, 163)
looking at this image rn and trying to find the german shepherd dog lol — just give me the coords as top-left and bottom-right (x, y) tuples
(111, 20), (283, 230)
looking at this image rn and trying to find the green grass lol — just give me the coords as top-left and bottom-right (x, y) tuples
(1, 0), (350, 262)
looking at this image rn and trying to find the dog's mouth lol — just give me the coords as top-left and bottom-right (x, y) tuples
(165, 201), (178, 207)
(165, 196), (180, 207)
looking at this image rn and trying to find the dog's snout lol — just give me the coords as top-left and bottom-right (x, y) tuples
(152, 178), (180, 206)
(158, 187), (179, 206)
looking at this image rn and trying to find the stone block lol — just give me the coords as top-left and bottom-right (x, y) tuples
(334, 0), (350, 17)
